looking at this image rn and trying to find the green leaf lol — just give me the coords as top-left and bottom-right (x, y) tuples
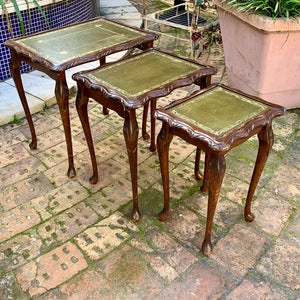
(33, 0), (51, 29)
(0, 0), (4, 9)
(196, 0), (202, 6)
(223, 0), (300, 19)
(24, 0), (32, 34)
(11, 0), (25, 36)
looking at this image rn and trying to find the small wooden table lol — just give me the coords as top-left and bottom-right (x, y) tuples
(155, 84), (285, 255)
(4, 17), (158, 178)
(73, 48), (215, 221)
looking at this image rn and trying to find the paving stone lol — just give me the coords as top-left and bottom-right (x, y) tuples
(30, 181), (89, 221)
(67, 115), (87, 139)
(6, 72), (56, 102)
(265, 164), (300, 203)
(37, 140), (86, 168)
(0, 81), (44, 127)
(75, 212), (138, 260)
(102, 111), (124, 130)
(0, 203), (41, 243)
(0, 174), (53, 212)
(101, 5), (138, 15)
(86, 178), (133, 217)
(130, 238), (179, 282)
(0, 157), (46, 188)
(131, 226), (197, 282)
(186, 193), (243, 229)
(41, 268), (114, 300)
(155, 205), (205, 253)
(0, 125), (26, 149)
(152, 171), (194, 201)
(0, 273), (29, 300)
(22, 128), (65, 154)
(16, 242), (87, 297)
(225, 155), (267, 187)
(226, 279), (287, 300)
(113, 138), (154, 166)
(38, 202), (99, 248)
(85, 105), (108, 122)
(153, 159), (199, 201)
(0, 143), (30, 169)
(136, 155), (161, 188)
(210, 223), (270, 278)
(96, 244), (164, 299)
(220, 173), (250, 206)
(74, 117), (120, 146)
(76, 156), (129, 193)
(0, 231), (42, 271)
(168, 137), (196, 164)
(19, 114), (61, 138)
(43, 160), (72, 187)
(272, 113), (299, 139)
(155, 261), (233, 300)
(256, 213), (300, 290)
(253, 190), (295, 236)
(93, 134), (126, 162)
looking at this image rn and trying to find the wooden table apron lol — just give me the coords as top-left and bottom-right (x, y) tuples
(4, 17), (158, 178)
(73, 49), (216, 221)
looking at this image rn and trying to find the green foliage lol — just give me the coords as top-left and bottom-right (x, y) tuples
(0, 0), (68, 37)
(10, 114), (23, 125)
(43, 103), (49, 113)
(222, 0), (300, 20)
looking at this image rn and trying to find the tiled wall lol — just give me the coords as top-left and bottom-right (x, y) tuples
(0, 0), (96, 81)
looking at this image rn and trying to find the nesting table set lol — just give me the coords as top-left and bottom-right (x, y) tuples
(6, 17), (285, 255)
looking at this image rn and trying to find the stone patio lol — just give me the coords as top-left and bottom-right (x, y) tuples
(0, 1), (299, 299)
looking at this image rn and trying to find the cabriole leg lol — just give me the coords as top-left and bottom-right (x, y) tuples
(123, 110), (140, 221)
(194, 148), (204, 181)
(149, 99), (157, 152)
(157, 123), (173, 221)
(142, 102), (150, 140)
(202, 153), (226, 255)
(75, 84), (98, 184)
(9, 50), (37, 150)
(245, 125), (274, 222)
(55, 72), (75, 178)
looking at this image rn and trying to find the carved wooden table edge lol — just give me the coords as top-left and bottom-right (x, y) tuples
(72, 48), (216, 222)
(4, 17), (158, 179)
(4, 16), (159, 72)
(155, 83), (286, 255)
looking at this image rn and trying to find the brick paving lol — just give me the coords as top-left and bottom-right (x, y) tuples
(0, 5), (300, 300)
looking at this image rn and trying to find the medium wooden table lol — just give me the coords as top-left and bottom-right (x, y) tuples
(73, 48), (215, 221)
(4, 17), (158, 178)
(155, 84), (285, 255)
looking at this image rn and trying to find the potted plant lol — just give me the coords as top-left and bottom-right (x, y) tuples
(214, 0), (300, 109)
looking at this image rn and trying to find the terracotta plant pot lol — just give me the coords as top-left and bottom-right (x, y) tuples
(215, 0), (300, 109)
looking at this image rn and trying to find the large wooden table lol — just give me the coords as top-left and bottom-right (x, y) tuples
(73, 48), (215, 221)
(4, 17), (158, 178)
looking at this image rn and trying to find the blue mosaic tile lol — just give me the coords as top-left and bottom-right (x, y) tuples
(0, 0), (95, 81)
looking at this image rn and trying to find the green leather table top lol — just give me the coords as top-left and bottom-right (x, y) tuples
(85, 50), (204, 98)
(169, 86), (270, 136)
(15, 18), (145, 65)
